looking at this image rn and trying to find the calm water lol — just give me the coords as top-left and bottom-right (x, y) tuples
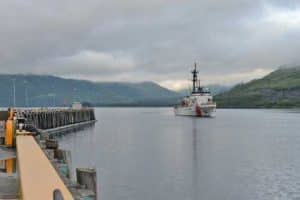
(60, 108), (300, 200)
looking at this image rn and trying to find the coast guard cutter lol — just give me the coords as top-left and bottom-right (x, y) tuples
(174, 63), (216, 117)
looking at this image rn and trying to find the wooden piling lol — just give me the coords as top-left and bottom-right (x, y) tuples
(55, 149), (72, 179)
(45, 139), (59, 149)
(76, 168), (97, 199)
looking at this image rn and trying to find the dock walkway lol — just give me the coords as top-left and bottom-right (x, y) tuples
(17, 135), (74, 200)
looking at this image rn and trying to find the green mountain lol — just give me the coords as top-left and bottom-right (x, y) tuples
(0, 74), (181, 107)
(215, 66), (300, 108)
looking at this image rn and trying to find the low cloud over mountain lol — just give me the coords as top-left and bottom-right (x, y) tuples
(1, 0), (300, 89)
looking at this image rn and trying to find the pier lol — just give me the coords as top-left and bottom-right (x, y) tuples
(0, 107), (97, 200)
(20, 108), (95, 130)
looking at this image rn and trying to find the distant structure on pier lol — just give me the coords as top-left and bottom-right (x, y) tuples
(72, 102), (83, 109)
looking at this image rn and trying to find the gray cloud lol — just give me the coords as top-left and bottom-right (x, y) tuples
(0, 0), (299, 89)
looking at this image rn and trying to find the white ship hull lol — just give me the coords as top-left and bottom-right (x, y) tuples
(174, 104), (216, 117)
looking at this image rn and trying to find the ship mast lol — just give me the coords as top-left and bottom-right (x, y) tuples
(191, 63), (199, 93)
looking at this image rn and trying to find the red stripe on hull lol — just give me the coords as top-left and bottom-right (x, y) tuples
(195, 105), (202, 117)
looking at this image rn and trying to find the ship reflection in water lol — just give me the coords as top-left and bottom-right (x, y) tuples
(192, 119), (199, 200)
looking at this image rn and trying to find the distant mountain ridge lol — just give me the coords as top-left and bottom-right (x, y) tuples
(178, 84), (232, 96)
(215, 66), (300, 108)
(3, 66), (298, 108)
(0, 74), (181, 107)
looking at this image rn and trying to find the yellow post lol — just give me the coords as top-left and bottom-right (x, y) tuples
(5, 108), (16, 147)
(5, 120), (15, 147)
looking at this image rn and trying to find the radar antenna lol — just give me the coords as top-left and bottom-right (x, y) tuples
(191, 62), (199, 93)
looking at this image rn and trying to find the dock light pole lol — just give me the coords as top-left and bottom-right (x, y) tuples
(12, 78), (16, 107)
(50, 84), (56, 108)
(53, 94), (56, 107)
(24, 80), (28, 107)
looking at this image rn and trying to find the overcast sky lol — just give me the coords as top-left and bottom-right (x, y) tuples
(0, 0), (300, 90)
